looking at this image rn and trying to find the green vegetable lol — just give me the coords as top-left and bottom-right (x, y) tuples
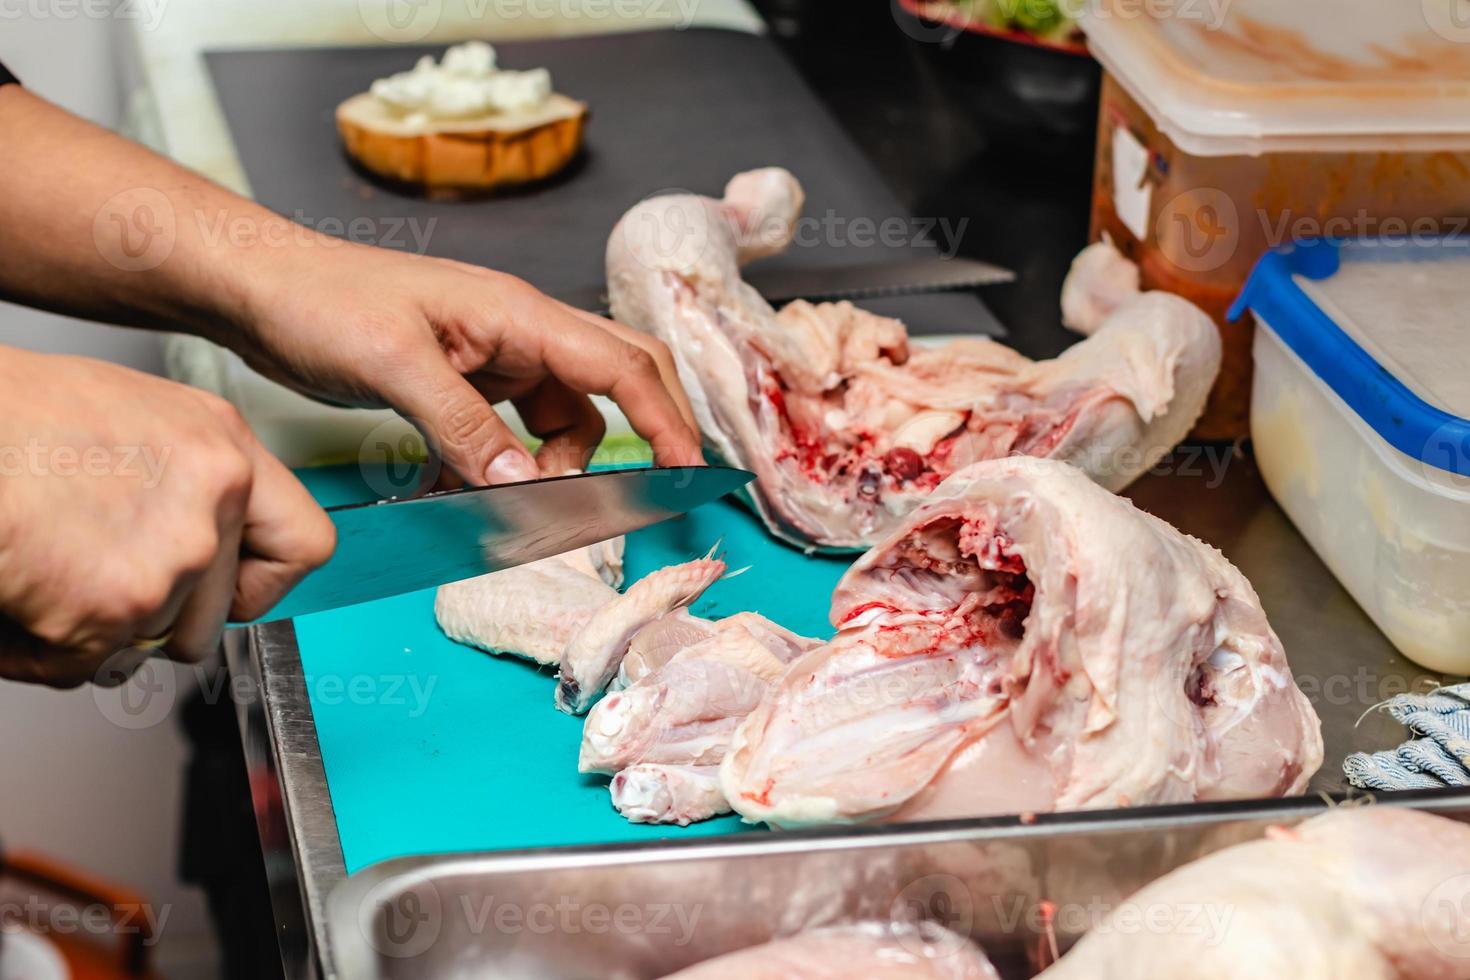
(995, 0), (1067, 35)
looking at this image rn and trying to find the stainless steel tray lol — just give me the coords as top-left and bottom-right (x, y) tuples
(327, 793), (1470, 979)
(233, 450), (1467, 978)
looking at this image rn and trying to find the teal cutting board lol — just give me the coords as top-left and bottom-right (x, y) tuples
(291, 465), (853, 873)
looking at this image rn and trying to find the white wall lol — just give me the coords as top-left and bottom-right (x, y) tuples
(0, 13), (215, 979)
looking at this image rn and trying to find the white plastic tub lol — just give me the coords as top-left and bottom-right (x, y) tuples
(1234, 240), (1470, 674)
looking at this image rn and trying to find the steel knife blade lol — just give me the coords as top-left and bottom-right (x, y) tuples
(244, 466), (753, 624)
(559, 256), (1015, 313)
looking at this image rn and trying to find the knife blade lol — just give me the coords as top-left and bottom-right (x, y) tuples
(559, 256), (1014, 313)
(245, 466), (753, 624)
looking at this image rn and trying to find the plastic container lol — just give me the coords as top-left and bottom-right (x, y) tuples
(1081, 0), (1470, 438)
(1231, 239), (1470, 674)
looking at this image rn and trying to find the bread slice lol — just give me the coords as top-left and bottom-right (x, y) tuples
(336, 91), (587, 194)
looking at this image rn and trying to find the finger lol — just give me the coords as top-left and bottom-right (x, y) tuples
(554, 301), (699, 434)
(512, 379), (606, 476)
(230, 435), (338, 622)
(0, 617), (107, 689)
(389, 362), (540, 486)
(497, 296), (702, 468)
(163, 514), (244, 664)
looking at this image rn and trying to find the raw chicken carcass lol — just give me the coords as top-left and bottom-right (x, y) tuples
(656, 921), (1001, 980)
(1039, 807), (1470, 979)
(720, 456), (1322, 827)
(607, 169), (1222, 550)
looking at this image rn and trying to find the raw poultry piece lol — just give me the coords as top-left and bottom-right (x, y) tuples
(608, 763), (729, 825)
(555, 551), (727, 714)
(606, 169), (1222, 550)
(434, 539), (624, 666)
(582, 617), (818, 773)
(1039, 807), (1470, 979)
(434, 541), (725, 715)
(656, 921), (1001, 980)
(721, 456), (1322, 827)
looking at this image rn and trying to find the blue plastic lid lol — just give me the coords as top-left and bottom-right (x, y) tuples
(1230, 238), (1470, 478)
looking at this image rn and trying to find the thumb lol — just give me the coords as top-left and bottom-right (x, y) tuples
(393, 364), (539, 486)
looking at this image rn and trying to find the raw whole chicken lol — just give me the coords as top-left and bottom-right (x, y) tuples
(720, 456), (1322, 827)
(582, 613), (820, 824)
(606, 168), (1222, 550)
(656, 921), (1001, 980)
(434, 541), (726, 715)
(1039, 807), (1470, 979)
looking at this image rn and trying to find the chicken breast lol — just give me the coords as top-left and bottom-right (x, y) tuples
(1038, 807), (1470, 979)
(656, 921), (1001, 980)
(721, 457), (1322, 827)
(607, 169), (1221, 550)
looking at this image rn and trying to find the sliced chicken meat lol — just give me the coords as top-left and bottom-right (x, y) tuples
(434, 541), (725, 715)
(721, 456), (1322, 827)
(555, 551), (726, 714)
(607, 169), (1222, 549)
(582, 616), (818, 774)
(434, 540), (624, 667)
(1039, 807), (1470, 979)
(656, 922), (1001, 980)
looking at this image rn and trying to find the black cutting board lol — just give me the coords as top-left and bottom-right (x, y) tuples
(205, 28), (1001, 335)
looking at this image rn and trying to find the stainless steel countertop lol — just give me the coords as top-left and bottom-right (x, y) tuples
(232, 449), (1458, 978)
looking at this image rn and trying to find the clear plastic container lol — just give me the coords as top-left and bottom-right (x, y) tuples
(1232, 239), (1470, 674)
(1081, 0), (1470, 438)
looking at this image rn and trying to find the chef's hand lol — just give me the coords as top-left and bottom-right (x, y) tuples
(0, 347), (335, 688)
(232, 242), (701, 483)
(0, 84), (702, 486)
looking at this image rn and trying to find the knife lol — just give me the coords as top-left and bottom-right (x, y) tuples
(559, 256), (1015, 314)
(245, 466), (753, 624)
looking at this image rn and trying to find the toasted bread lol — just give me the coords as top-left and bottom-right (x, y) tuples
(336, 91), (587, 193)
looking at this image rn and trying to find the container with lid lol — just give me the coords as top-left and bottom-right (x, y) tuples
(1232, 238), (1470, 674)
(1080, 0), (1470, 438)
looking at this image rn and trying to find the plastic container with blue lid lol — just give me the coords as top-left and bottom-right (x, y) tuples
(1232, 238), (1470, 673)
